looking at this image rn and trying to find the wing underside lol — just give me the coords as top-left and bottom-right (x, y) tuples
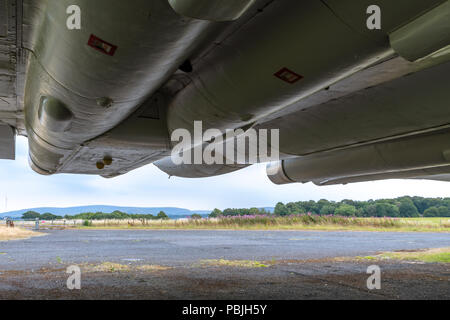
(0, 0), (449, 185)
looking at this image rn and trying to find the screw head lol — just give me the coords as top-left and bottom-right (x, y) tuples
(96, 161), (105, 170)
(103, 156), (113, 166)
(96, 97), (114, 108)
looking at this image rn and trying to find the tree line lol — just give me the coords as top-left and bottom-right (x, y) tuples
(19, 196), (450, 220)
(21, 210), (169, 220)
(209, 196), (450, 218)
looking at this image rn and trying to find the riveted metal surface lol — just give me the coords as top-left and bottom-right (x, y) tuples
(322, 0), (447, 43)
(168, 0), (257, 21)
(259, 60), (450, 157)
(4, 0), (449, 182)
(0, 0), (19, 124)
(58, 92), (172, 176)
(322, 166), (450, 185)
(154, 156), (248, 178)
(270, 130), (450, 186)
(23, 0), (225, 174)
(266, 161), (293, 185)
(165, 0), (393, 145)
(389, 1), (450, 61)
(0, 122), (14, 159)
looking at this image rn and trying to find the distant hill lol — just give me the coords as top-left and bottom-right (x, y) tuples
(0, 205), (211, 218)
(0, 205), (275, 219)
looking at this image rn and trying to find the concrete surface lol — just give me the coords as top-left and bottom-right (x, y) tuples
(0, 229), (448, 299)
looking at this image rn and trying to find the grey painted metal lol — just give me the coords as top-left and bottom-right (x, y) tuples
(259, 60), (450, 157)
(158, 57), (450, 180)
(165, 0), (393, 145)
(58, 92), (172, 177)
(321, 166), (450, 185)
(154, 157), (248, 178)
(322, 0), (447, 44)
(147, 1), (450, 181)
(0, 123), (14, 159)
(0, 0), (22, 132)
(266, 161), (292, 185)
(259, 50), (450, 125)
(389, 1), (450, 61)
(267, 130), (450, 186)
(1, 0), (449, 185)
(37, 96), (73, 133)
(23, 0), (224, 174)
(168, 0), (257, 21)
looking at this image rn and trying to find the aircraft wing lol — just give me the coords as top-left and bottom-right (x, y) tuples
(1, 0), (449, 185)
(0, 0), (20, 160)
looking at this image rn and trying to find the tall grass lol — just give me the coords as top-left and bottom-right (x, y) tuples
(0, 226), (43, 241)
(72, 214), (449, 232)
(177, 214), (404, 229)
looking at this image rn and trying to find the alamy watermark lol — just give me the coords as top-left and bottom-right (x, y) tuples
(66, 5), (81, 30)
(170, 121), (280, 165)
(66, 265), (81, 290)
(366, 265), (381, 290)
(367, 5), (381, 30)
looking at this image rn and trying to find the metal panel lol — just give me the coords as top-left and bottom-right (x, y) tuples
(322, 0), (446, 43)
(0, 0), (23, 134)
(322, 168), (450, 185)
(259, 60), (450, 157)
(389, 1), (450, 61)
(58, 92), (171, 176)
(165, 0), (393, 146)
(23, 0), (224, 174)
(0, 0), (7, 37)
(168, 0), (257, 21)
(154, 157), (248, 178)
(0, 0), (17, 109)
(267, 130), (450, 186)
(0, 123), (14, 159)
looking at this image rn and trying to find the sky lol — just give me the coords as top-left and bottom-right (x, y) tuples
(0, 136), (449, 213)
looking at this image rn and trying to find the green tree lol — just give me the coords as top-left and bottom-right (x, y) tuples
(22, 211), (40, 220)
(412, 197), (441, 214)
(285, 202), (298, 214)
(423, 206), (439, 217)
(209, 208), (223, 218)
(156, 211), (169, 220)
(320, 205), (335, 215)
(438, 206), (450, 217)
(190, 214), (202, 219)
(398, 198), (419, 217)
(40, 213), (62, 220)
(374, 203), (399, 217)
(274, 202), (289, 216)
(335, 204), (357, 216)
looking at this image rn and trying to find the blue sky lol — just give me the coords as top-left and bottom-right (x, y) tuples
(0, 136), (449, 212)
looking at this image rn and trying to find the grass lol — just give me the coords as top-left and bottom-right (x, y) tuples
(75, 216), (450, 233)
(379, 247), (450, 263)
(359, 247), (450, 263)
(0, 226), (44, 241)
(82, 262), (171, 273)
(198, 259), (269, 268)
(136, 265), (171, 271)
(85, 262), (131, 272)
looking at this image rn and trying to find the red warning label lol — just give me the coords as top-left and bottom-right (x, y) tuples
(274, 68), (303, 84)
(88, 34), (118, 56)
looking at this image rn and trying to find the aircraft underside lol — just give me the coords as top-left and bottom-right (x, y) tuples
(0, 0), (449, 185)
